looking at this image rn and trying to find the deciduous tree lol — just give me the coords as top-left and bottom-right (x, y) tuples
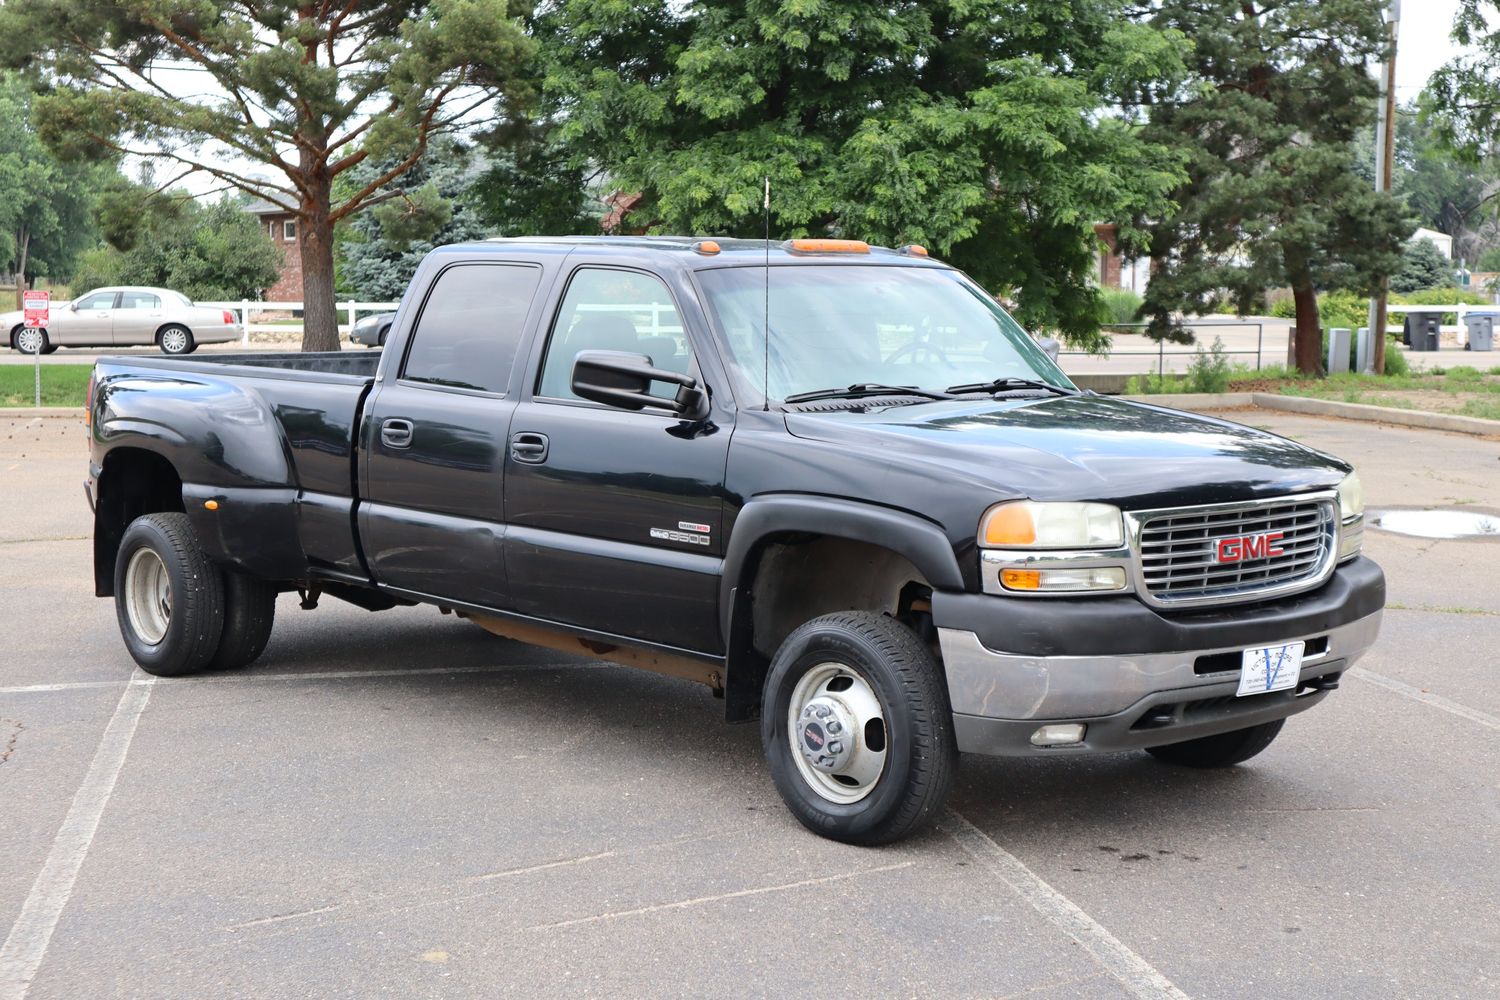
(0, 1), (533, 350)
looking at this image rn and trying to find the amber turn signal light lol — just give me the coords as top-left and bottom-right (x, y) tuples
(694, 240), (721, 255)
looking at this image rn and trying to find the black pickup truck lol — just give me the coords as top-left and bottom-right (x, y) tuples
(87, 236), (1384, 844)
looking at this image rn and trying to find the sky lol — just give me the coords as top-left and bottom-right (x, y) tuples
(1396, 0), (1471, 102)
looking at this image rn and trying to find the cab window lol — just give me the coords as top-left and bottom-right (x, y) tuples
(400, 263), (542, 394)
(537, 268), (692, 402)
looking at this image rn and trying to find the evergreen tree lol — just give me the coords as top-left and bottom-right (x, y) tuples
(535, 0), (1190, 348)
(340, 138), (492, 301)
(1391, 238), (1454, 293)
(1132, 0), (1413, 374)
(0, 1), (534, 350)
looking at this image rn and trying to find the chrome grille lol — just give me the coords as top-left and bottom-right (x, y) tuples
(1135, 497), (1336, 607)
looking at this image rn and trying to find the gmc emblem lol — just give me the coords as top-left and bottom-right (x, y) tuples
(1216, 531), (1284, 563)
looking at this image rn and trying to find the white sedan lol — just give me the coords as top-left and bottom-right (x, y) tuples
(3, 286), (244, 355)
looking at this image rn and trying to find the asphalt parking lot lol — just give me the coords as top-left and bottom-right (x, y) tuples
(2, 410), (1498, 999)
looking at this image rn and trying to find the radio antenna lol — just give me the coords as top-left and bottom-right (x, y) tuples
(763, 176), (771, 411)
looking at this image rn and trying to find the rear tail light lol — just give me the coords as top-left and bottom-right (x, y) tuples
(223, 310), (235, 324)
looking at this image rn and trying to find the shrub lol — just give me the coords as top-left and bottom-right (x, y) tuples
(1098, 288), (1143, 326)
(1125, 372), (1182, 394)
(1185, 337), (1233, 393)
(1384, 341), (1410, 376)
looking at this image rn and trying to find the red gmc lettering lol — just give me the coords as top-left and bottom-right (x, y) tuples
(1217, 532), (1284, 563)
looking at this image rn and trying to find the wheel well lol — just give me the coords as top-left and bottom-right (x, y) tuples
(725, 534), (936, 722)
(94, 448), (185, 597)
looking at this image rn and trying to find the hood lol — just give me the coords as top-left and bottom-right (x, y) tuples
(782, 394), (1350, 509)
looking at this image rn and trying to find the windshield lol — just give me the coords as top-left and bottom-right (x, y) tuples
(695, 264), (1071, 403)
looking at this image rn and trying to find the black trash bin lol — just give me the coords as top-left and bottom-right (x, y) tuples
(1463, 310), (1496, 352)
(1403, 311), (1441, 351)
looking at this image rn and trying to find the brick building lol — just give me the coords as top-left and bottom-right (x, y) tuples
(244, 200), (303, 302)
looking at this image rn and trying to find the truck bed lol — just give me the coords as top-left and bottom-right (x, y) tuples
(97, 350), (380, 381)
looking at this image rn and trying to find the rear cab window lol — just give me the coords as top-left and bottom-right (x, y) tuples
(400, 263), (543, 394)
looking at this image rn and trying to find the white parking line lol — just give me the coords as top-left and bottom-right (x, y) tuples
(0, 662), (601, 697)
(940, 810), (1191, 1000)
(0, 675), (155, 1000)
(1351, 667), (1500, 732)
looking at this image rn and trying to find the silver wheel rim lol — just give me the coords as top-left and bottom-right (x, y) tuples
(161, 329), (188, 353)
(124, 547), (172, 645)
(16, 329), (42, 353)
(787, 662), (889, 804)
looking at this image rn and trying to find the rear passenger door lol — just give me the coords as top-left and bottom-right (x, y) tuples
(360, 260), (546, 609)
(112, 291), (164, 345)
(504, 265), (732, 653)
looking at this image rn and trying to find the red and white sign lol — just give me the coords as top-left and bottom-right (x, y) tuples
(22, 290), (50, 329)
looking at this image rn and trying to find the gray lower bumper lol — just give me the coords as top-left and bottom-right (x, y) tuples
(939, 609), (1382, 755)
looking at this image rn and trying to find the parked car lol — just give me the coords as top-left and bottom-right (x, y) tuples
(4, 286), (243, 355)
(86, 236), (1382, 845)
(350, 311), (395, 347)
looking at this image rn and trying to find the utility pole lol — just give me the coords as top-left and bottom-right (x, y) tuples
(1368, 0), (1400, 374)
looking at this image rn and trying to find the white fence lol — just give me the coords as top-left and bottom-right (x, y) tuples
(199, 300), (400, 346)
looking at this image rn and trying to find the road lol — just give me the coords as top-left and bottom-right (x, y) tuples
(4, 323), (1495, 375)
(1, 410), (1498, 998)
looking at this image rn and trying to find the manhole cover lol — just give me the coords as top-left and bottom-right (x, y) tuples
(1369, 509), (1500, 539)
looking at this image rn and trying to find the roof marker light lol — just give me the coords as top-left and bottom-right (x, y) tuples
(694, 240), (721, 255)
(899, 244), (929, 257)
(784, 239), (870, 254)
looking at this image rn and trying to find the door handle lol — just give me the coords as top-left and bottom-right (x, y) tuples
(510, 431), (549, 464)
(381, 418), (414, 449)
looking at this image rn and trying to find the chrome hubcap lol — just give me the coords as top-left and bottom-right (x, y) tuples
(161, 329), (188, 353)
(787, 663), (888, 804)
(124, 548), (171, 645)
(16, 329), (42, 353)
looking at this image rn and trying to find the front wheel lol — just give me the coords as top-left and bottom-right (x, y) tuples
(1145, 719), (1285, 768)
(114, 513), (225, 676)
(158, 325), (194, 355)
(13, 326), (47, 355)
(762, 612), (957, 845)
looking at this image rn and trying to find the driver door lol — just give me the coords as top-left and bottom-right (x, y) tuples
(59, 290), (118, 345)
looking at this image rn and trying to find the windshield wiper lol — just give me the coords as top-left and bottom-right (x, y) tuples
(784, 383), (957, 404)
(945, 377), (1079, 397)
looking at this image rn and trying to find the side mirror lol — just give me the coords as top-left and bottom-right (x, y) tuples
(571, 350), (710, 420)
(1037, 337), (1061, 362)
(69, 301), (79, 312)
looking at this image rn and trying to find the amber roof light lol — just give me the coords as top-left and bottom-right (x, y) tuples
(784, 238), (870, 254)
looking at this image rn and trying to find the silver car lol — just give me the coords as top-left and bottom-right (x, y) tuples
(3, 286), (244, 355)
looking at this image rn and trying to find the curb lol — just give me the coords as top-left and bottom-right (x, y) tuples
(1124, 391), (1500, 438)
(2, 407), (84, 419)
(1250, 392), (1500, 437)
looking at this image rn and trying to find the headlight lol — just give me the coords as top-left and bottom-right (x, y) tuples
(1336, 472), (1364, 560)
(979, 501), (1124, 549)
(1336, 472), (1363, 522)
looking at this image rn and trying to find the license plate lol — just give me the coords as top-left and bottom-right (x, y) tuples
(1237, 641), (1305, 697)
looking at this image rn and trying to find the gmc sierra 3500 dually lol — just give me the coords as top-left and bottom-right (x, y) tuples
(87, 236), (1383, 844)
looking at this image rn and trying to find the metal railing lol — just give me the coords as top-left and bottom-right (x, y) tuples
(198, 299), (401, 346)
(1057, 320), (1276, 377)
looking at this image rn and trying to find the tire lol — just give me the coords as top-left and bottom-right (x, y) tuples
(158, 325), (194, 355)
(377, 326), (389, 347)
(1145, 719), (1285, 768)
(761, 611), (957, 845)
(114, 512), (225, 676)
(12, 326), (47, 355)
(40, 342), (59, 355)
(208, 570), (277, 671)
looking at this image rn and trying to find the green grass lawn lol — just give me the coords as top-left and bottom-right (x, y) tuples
(0, 364), (92, 407)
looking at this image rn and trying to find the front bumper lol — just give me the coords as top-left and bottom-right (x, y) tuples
(934, 558), (1384, 756)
